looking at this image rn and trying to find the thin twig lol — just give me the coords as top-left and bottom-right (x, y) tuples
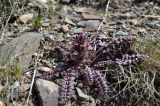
(0, 10), (14, 41)
(141, 15), (160, 18)
(26, 55), (38, 105)
(98, 0), (110, 30)
(0, 0), (15, 41)
(26, 29), (43, 105)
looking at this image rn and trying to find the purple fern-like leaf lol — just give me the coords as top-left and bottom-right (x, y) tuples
(81, 66), (94, 85)
(93, 70), (108, 97)
(59, 68), (77, 104)
(74, 33), (88, 47)
(116, 54), (143, 65)
(91, 35), (134, 66)
(93, 60), (115, 69)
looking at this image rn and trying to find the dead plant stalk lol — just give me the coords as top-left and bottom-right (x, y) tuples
(98, 0), (110, 30)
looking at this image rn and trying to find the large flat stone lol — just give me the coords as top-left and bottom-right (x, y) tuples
(35, 79), (58, 106)
(77, 20), (100, 29)
(0, 32), (42, 72)
(18, 13), (34, 24)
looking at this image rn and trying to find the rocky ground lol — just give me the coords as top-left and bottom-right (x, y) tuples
(0, 0), (160, 106)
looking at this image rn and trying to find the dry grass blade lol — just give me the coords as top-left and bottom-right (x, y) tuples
(141, 15), (160, 19)
(26, 55), (38, 105)
(26, 29), (43, 105)
(0, 10), (14, 40)
(98, 0), (110, 30)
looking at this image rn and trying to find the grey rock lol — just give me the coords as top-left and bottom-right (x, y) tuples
(76, 87), (96, 106)
(10, 81), (20, 100)
(19, 13), (34, 24)
(41, 59), (50, 64)
(43, 30), (50, 35)
(65, 16), (75, 26)
(77, 21), (86, 27)
(0, 32), (42, 72)
(76, 87), (90, 100)
(72, 12), (81, 22)
(78, 20), (100, 29)
(61, 25), (69, 33)
(38, 66), (52, 72)
(36, 79), (58, 106)
(55, 35), (65, 42)
(148, 21), (160, 29)
(13, 22), (18, 27)
(74, 28), (83, 34)
(36, 0), (47, 4)
(42, 22), (50, 27)
(35, 0), (49, 9)
(45, 34), (54, 41)
(114, 30), (130, 36)
(62, 0), (71, 3)
(85, 20), (100, 29)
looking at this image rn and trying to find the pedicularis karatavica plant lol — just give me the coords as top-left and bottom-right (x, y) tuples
(37, 33), (144, 105)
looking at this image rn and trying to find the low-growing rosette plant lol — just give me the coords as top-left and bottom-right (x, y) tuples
(37, 32), (144, 105)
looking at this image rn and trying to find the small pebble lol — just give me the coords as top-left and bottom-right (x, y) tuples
(61, 25), (69, 33)
(42, 22), (50, 27)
